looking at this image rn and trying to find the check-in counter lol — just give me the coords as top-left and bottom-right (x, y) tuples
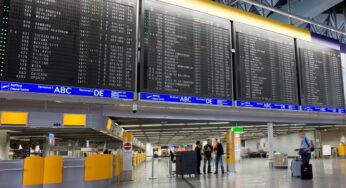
(0, 155), (121, 188)
(0, 160), (23, 188)
(61, 158), (85, 188)
(339, 144), (346, 158)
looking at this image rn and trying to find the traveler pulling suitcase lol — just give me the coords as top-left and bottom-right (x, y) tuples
(301, 163), (313, 180)
(291, 158), (302, 177)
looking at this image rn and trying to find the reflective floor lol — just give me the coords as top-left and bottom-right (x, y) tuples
(109, 158), (346, 188)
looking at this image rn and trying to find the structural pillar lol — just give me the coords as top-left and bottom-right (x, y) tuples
(226, 131), (235, 173)
(234, 133), (241, 162)
(146, 143), (152, 157)
(0, 130), (9, 160)
(314, 129), (321, 158)
(267, 123), (274, 167)
(121, 131), (133, 181)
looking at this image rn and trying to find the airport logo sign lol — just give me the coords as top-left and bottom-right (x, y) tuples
(0, 82), (10, 90)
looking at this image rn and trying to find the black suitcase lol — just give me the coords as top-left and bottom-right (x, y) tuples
(301, 163), (313, 180)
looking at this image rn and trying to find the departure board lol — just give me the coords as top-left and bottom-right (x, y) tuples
(235, 23), (298, 104)
(298, 40), (345, 108)
(0, 0), (137, 91)
(141, 0), (232, 99)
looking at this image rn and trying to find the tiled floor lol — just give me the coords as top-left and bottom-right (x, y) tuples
(109, 158), (346, 188)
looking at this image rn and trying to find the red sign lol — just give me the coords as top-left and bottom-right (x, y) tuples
(124, 142), (132, 151)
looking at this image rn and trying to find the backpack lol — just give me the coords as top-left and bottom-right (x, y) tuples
(305, 138), (315, 152)
(204, 145), (212, 156)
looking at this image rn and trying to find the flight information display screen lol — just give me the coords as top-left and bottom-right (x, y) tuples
(0, 0), (137, 91)
(235, 23), (299, 105)
(140, 0), (232, 99)
(298, 40), (345, 108)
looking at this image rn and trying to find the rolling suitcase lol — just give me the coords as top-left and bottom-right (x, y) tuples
(291, 158), (302, 177)
(301, 163), (313, 180)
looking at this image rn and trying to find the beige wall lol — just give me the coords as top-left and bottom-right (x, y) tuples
(320, 130), (346, 147)
(245, 131), (315, 157)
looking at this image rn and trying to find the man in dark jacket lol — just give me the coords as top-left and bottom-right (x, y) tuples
(214, 139), (225, 174)
(195, 141), (202, 175)
(203, 139), (213, 174)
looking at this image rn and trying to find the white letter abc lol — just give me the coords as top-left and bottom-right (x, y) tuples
(180, 96), (192, 103)
(54, 87), (72, 94)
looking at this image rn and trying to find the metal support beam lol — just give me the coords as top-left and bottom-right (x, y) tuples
(230, 0), (241, 6)
(287, 0), (292, 25)
(238, 0), (346, 37)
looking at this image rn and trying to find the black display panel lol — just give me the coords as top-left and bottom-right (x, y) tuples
(0, 0), (137, 90)
(298, 40), (345, 108)
(235, 22), (298, 104)
(141, 0), (232, 99)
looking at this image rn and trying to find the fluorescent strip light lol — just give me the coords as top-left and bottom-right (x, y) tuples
(141, 124), (163, 127)
(186, 123), (207, 126)
(162, 123), (186, 126)
(208, 122), (230, 125)
(120, 125), (141, 128)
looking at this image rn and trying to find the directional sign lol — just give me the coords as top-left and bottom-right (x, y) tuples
(236, 100), (299, 111)
(301, 106), (343, 113)
(0, 81), (134, 100)
(140, 92), (232, 107)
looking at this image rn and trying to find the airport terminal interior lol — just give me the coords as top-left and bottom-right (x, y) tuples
(1, 0), (346, 188)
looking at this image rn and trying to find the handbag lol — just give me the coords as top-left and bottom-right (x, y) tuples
(299, 148), (307, 156)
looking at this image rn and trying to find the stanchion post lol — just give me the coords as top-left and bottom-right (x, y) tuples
(149, 157), (157, 180)
(169, 158), (172, 176)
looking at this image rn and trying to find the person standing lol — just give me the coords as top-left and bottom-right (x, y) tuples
(214, 139), (225, 174)
(299, 131), (313, 164)
(195, 141), (202, 175)
(170, 150), (175, 162)
(203, 139), (213, 174)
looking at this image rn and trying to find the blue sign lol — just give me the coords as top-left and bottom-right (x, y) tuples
(236, 100), (299, 111)
(139, 92), (232, 106)
(338, 109), (346, 114)
(48, 133), (55, 146)
(0, 81), (134, 100)
(301, 106), (342, 113)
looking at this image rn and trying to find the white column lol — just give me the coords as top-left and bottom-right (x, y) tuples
(146, 143), (152, 157)
(267, 123), (274, 166)
(0, 131), (10, 160)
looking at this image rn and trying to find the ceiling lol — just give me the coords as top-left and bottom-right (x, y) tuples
(217, 0), (346, 42)
(113, 118), (346, 145)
